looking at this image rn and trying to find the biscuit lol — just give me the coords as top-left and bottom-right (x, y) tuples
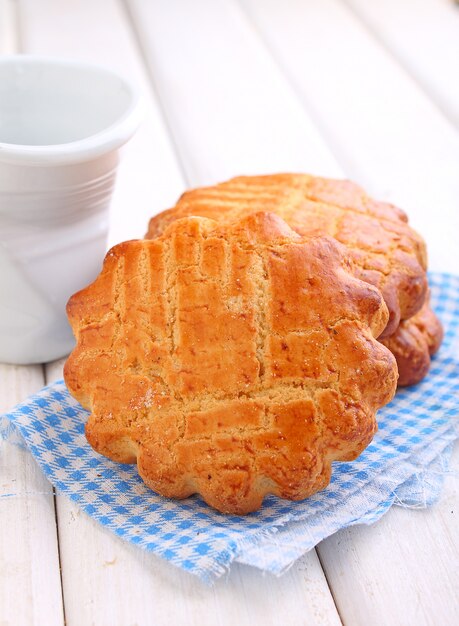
(380, 296), (443, 386)
(65, 213), (397, 514)
(147, 174), (428, 338)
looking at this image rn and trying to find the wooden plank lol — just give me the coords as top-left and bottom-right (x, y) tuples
(0, 365), (65, 626)
(240, 0), (459, 273)
(344, 0), (459, 130)
(318, 441), (459, 626)
(125, 0), (342, 185)
(23, 0), (340, 623)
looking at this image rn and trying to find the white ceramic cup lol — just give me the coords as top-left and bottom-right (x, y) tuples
(0, 55), (143, 364)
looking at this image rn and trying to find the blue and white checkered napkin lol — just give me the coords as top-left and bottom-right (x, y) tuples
(1, 272), (458, 583)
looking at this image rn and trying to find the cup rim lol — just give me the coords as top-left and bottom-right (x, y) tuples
(0, 55), (144, 165)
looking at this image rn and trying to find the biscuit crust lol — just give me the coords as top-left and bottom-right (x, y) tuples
(147, 174), (428, 338)
(65, 213), (397, 514)
(381, 296), (443, 386)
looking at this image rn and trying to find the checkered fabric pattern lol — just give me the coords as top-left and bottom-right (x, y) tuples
(1, 272), (458, 583)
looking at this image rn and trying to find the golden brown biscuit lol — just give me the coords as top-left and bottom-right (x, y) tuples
(381, 296), (443, 386)
(147, 174), (428, 338)
(65, 213), (397, 514)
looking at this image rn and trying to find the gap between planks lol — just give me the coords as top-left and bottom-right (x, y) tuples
(43, 362), (68, 626)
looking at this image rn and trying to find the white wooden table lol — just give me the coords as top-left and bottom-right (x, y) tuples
(1, 1), (458, 624)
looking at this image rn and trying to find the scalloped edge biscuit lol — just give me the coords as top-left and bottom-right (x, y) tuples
(147, 174), (428, 338)
(65, 213), (398, 514)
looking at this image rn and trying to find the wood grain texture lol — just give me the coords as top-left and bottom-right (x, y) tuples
(240, 0), (459, 274)
(344, 0), (459, 130)
(318, 441), (459, 626)
(0, 365), (64, 626)
(126, 0), (342, 185)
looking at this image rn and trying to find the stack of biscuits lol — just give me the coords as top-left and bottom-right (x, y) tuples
(65, 174), (441, 514)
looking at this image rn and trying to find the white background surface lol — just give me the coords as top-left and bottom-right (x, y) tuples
(0, 1), (458, 624)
